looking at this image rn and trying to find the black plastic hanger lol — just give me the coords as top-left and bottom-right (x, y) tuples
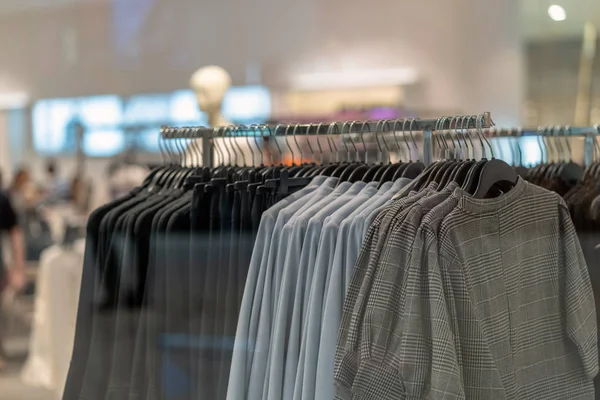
(472, 158), (518, 198)
(471, 120), (518, 198)
(346, 164), (369, 182)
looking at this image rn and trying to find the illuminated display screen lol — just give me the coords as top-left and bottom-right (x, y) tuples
(33, 86), (271, 155)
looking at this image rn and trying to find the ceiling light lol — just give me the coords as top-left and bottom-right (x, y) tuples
(548, 5), (566, 21)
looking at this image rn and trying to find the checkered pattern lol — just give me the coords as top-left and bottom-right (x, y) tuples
(334, 185), (436, 392)
(335, 178), (598, 399)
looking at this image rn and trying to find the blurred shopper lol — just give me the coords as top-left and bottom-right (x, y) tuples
(0, 186), (26, 370)
(9, 168), (40, 215)
(42, 160), (69, 205)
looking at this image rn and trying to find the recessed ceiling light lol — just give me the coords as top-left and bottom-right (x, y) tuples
(548, 5), (566, 21)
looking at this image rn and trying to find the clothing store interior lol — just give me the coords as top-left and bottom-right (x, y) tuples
(0, 0), (600, 399)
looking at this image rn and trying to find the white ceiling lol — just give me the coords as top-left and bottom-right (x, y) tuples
(521, 0), (600, 40)
(0, 0), (597, 41)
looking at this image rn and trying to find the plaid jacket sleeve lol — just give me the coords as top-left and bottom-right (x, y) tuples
(334, 190), (433, 397)
(559, 200), (599, 379)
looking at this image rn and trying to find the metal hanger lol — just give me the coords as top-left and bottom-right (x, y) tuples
(296, 123), (319, 177)
(439, 116), (467, 188)
(344, 121), (371, 183)
(363, 120), (389, 181)
(377, 119), (405, 183)
(319, 122), (344, 176)
(447, 116), (476, 186)
(413, 116), (448, 191)
(589, 125), (600, 181)
(308, 123), (332, 176)
(335, 121), (362, 179)
(418, 116), (452, 189)
(472, 114), (518, 199)
(143, 126), (175, 190)
(434, 116), (462, 188)
(463, 115), (491, 194)
(510, 128), (529, 178)
(283, 123), (303, 177)
(331, 121), (354, 177)
(556, 126), (584, 183)
(398, 118), (425, 180)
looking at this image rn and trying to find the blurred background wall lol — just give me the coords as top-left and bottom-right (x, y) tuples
(0, 0), (594, 201)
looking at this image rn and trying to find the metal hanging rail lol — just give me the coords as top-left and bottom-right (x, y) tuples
(160, 112), (493, 167)
(487, 126), (600, 137)
(485, 126), (600, 165)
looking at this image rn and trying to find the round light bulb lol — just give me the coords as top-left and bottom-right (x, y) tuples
(548, 5), (566, 21)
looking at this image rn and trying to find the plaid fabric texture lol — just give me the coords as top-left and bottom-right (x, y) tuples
(334, 186), (437, 393)
(335, 178), (598, 400)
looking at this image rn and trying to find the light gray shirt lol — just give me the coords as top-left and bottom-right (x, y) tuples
(314, 182), (396, 400)
(290, 182), (378, 400)
(247, 181), (351, 400)
(226, 176), (336, 400)
(267, 182), (362, 400)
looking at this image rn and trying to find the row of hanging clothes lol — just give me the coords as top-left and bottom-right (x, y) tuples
(485, 125), (600, 400)
(64, 114), (599, 400)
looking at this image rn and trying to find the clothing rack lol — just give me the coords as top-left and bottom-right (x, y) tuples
(160, 112), (493, 167)
(486, 126), (600, 165)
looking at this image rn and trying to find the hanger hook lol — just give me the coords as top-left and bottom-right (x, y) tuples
(273, 124), (284, 165)
(192, 127), (203, 167)
(461, 116), (475, 160)
(562, 125), (573, 162)
(401, 118), (413, 161)
(359, 120), (369, 164)
(476, 114), (494, 159)
(225, 126), (236, 165)
(391, 119), (404, 160)
(247, 124), (259, 165)
(292, 123), (303, 164)
(346, 121), (360, 162)
(211, 126), (222, 166)
(536, 126), (545, 164)
(227, 126), (239, 166)
(453, 116), (464, 160)
(244, 125), (256, 167)
(434, 116), (447, 160)
(327, 121), (340, 163)
(339, 121), (352, 162)
(260, 124), (276, 165)
(280, 124), (294, 164)
(181, 127), (191, 166)
(235, 125), (248, 166)
(313, 123), (325, 164)
(407, 118), (420, 161)
(515, 128), (524, 166)
(163, 128), (172, 164)
(545, 126), (553, 163)
(254, 124), (266, 165)
(377, 119), (392, 163)
(169, 129), (179, 165)
(391, 119), (407, 161)
(283, 124), (295, 165)
(445, 116), (457, 159)
(554, 125), (565, 163)
(546, 126), (556, 163)
(271, 124), (287, 165)
(303, 123), (316, 161)
(159, 126), (167, 165)
(373, 120), (384, 164)
(493, 128), (505, 162)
